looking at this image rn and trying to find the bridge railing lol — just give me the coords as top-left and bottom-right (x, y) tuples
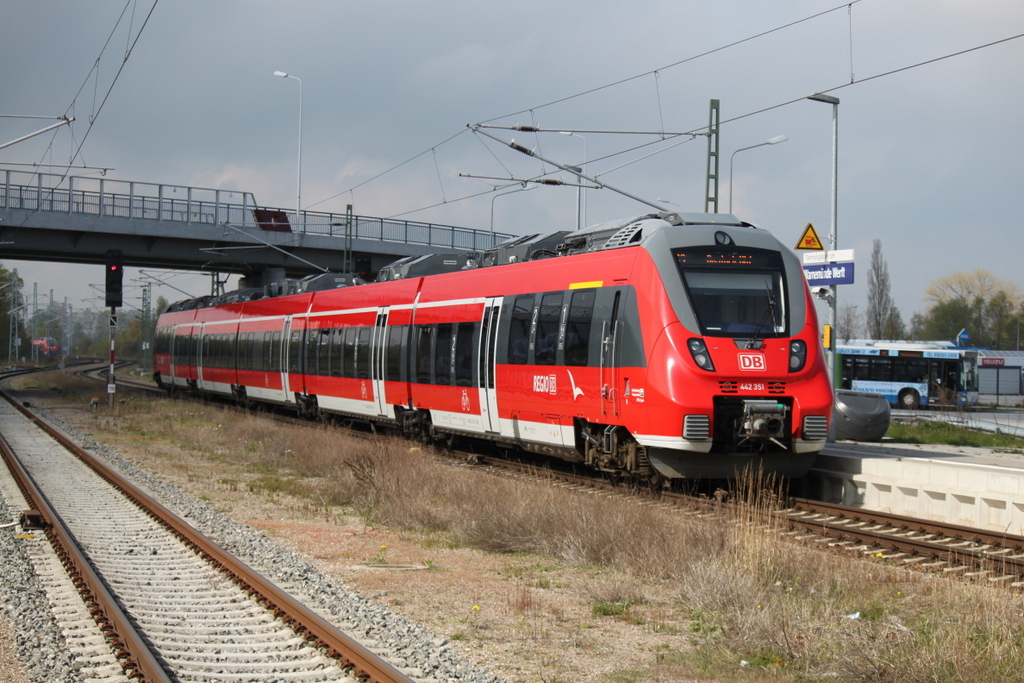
(0, 169), (513, 251)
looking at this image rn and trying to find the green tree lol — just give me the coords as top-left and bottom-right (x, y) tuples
(917, 269), (1022, 347)
(921, 297), (977, 341)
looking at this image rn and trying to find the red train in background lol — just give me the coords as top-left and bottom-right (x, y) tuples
(31, 337), (59, 358)
(154, 212), (833, 481)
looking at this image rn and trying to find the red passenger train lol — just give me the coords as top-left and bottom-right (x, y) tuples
(154, 212), (833, 480)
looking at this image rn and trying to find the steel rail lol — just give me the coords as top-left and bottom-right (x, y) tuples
(0, 418), (173, 682)
(779, 498), (1024, 582)
(0, 389), (414, 683)
(789, 497), (1024, 550)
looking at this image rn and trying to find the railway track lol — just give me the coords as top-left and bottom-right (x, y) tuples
(453, 451), (1024, 586)
(778, 498), (1024, 585)
(0, 384), (437, 683)
(75, 364), (1024, 587)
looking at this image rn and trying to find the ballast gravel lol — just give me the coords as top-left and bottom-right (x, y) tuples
(0, 397), (505, 683)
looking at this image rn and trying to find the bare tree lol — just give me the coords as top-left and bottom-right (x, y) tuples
(837, 303), (860, 341)
(866, 239), (904, 339)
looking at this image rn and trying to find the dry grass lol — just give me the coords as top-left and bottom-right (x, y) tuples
(59, 394), (1024, 681)
(10, 369), (98, 397)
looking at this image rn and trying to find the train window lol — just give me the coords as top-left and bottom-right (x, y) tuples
(316, 329), (331, 377)
(270, 331), (281, 373)
(239, 333), (249, 371)
(288, 330), (303, 374)
(455, 322), (474, 387)
(330, 329), (343, 377)
(683, 270), (786, 337)
(249, 333), (257, 371)
(565, 289), (595, 366)
(356, 327), (372, 380)
(508, 295), (534, 364)
(416, 326), (432, 384)
(269, 332), (276, 371)
(535, 293), (563, 366)
(341, 328), (356, 378)
(675, 248), (787, 338)
(434, 325), (453, 386)
(386, 325), (405, 382)
(303, 328), (318, 376)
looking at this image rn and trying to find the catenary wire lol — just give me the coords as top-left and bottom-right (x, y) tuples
(382, 29), (1024, 220)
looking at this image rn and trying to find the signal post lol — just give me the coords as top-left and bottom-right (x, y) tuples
(105, 250), (123, 408)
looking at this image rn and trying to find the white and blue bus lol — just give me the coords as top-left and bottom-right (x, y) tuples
(837, 342), (979, 409)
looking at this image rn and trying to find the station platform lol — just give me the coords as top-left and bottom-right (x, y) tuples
(804, 439), (1024, 536)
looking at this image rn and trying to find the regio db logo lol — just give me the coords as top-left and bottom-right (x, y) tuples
(533, 374), (557, 394)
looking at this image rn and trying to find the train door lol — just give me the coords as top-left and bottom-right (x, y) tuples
(600, 291), (621, 418)
(370, 308), (389, 417)
(478, 297), (502, 433)
(185, 325), (199, 384)
(196, 323), (207, 389)
(282, 317), (297, 403)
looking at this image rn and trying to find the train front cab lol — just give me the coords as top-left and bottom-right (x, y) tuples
(636, 223), (833, 479)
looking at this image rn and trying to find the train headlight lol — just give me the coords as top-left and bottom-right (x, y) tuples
(687, 338), (715, 371)
(789, 340), (807, 372)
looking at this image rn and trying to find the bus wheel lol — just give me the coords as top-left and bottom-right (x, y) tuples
(898, 389), (919, 410)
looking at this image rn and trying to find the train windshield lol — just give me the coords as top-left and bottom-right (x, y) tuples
(673, 247), (787, 338)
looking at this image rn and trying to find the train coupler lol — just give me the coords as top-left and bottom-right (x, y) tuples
(738, 400), (788, 449)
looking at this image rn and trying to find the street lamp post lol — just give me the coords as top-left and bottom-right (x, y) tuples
(728, 135), (787, 213)
(273, 71), (303, 231)
(807, 92), (840, 382)
(490, 185), (536, 243)
(560, 131), (586, 230)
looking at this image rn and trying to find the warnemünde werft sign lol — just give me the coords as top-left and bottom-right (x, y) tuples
(800, 248), (856, 286)
(802, 262), (855, 285)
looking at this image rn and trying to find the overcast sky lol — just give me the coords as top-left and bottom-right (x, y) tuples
(2, 0), (1022, 331)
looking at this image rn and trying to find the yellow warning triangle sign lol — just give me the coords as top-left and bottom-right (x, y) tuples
(795, 223), (824, 250)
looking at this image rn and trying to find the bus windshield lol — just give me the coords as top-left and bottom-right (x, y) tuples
(673, 247), (787, 338)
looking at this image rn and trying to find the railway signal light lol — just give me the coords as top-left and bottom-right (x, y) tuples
(105, 249), (123, 308)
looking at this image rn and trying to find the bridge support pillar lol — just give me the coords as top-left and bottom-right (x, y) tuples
(239, 268), (287, 297)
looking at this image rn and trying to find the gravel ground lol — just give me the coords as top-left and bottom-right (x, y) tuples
(0, 391), (507, 683)
(0, 484), (82, 682)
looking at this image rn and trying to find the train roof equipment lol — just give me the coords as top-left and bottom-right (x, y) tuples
(160, 211), (762, 313)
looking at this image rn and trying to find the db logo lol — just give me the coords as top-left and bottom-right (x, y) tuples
(738, 353), (766, 371)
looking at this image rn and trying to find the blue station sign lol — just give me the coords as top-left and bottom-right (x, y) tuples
(803, 262), (854, 285)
